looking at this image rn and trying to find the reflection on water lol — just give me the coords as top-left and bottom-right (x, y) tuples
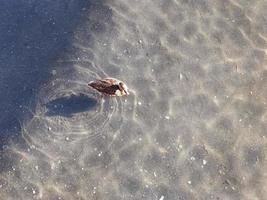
(1, 0), (267, 199)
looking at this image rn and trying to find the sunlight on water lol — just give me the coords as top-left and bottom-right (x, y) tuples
(1, 0), (267, 199)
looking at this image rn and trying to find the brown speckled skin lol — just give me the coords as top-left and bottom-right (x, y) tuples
(88, 78), (127, 96)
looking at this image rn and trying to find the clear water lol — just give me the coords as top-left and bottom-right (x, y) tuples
(1, 0), (267, 199)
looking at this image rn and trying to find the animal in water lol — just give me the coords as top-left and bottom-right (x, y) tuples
(88, 78), (129, 96)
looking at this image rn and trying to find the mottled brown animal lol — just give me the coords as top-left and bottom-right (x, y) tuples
(88, 78), (129, 96)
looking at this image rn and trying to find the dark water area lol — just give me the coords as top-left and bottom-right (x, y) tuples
(0, 0), (95, 146)
(1, 0), (267, 200)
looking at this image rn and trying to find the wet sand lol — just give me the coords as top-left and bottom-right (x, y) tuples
(0, 0), (267, 199)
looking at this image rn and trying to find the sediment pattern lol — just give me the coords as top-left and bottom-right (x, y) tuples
(1, 0), (267, 199)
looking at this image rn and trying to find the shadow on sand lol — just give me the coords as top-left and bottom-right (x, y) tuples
(45, 93), (98, 117)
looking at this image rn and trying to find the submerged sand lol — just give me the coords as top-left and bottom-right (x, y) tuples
(0, 0), (267, 199)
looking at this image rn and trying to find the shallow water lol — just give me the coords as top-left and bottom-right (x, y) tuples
(1, 0), (267, 199)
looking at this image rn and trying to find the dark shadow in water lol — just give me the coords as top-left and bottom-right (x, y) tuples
(45, 93), (98, 117)
(0, 0), (112, 149)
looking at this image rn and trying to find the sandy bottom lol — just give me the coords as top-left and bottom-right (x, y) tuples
(1, 0), (267, 199)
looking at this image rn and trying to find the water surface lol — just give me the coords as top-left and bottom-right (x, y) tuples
(1, 0), (267, 199)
